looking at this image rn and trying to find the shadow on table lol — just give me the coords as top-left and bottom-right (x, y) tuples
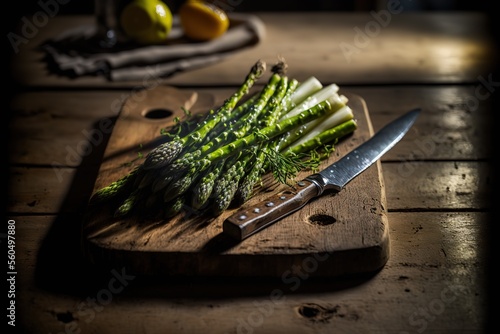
(33, 116), (120, 298)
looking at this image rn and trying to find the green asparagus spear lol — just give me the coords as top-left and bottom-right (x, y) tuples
(233, 78), (299, 205)
(233, 147), (266, 205)
(284, 119), (358, 157)
(169, 72), (281, 172)
(211, 153), (254, 215)
(164, 195), (186, 218)
(210, 74), (293, 214)
(195, 98), (340, 172)
(142, 59), (266, 170)
(88, 167), (140, 205)
(161, 75), (284, 202)
(190, 159), (226, 210)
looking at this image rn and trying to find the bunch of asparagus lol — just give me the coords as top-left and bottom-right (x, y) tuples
(89, 59), (358, 219)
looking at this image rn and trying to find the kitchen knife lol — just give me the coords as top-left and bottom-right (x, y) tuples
(223, 108), (421, 240)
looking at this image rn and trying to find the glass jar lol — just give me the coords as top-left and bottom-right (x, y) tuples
(94, 0), (130, 48)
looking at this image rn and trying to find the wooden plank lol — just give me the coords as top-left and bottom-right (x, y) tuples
(8, 91), (124, 167)
(8, 166), (81, 214)
(81, 84), (390, 277)
(346, 85), (494, 161)
(8, 86), (493, 166)
(8, 159), (490, 215)
(7, 88), (223, 166)
(8, 87), (491, 216)
(384, 161), (493, 210)
(10, 13), (496, 88)
(13, 212), (489, 333)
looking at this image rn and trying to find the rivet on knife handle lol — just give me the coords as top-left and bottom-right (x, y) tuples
(223, 180), (320, 240)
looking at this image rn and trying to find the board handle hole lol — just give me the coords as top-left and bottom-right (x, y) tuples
(307, 214), (337, 226)
(143, 108), (174, 119)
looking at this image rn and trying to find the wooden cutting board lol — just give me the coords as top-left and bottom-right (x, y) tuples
(82, 85), (389, 278)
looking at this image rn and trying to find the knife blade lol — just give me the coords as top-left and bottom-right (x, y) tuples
(223, 108), (421, 240)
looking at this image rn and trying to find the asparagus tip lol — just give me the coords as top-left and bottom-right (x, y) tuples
(253, 59), (266, 77)
(143, 140), (183, 170)
(271, 56), (287, 75)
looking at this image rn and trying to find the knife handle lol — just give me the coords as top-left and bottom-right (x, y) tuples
(223, 179), (320, 240)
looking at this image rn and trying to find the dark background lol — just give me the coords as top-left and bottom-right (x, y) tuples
(4, 0), (498, 332)
(5, 0), (496, 61)
(5, 0), (496, 58)
(5, 0), (498, 88)
(5, 0), (494, 15)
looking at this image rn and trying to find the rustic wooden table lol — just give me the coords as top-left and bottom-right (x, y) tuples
(7, 11), (497, 334)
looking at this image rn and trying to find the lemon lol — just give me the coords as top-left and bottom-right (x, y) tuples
(179, 1), (230, 41)
(120, 0), (173, 45)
